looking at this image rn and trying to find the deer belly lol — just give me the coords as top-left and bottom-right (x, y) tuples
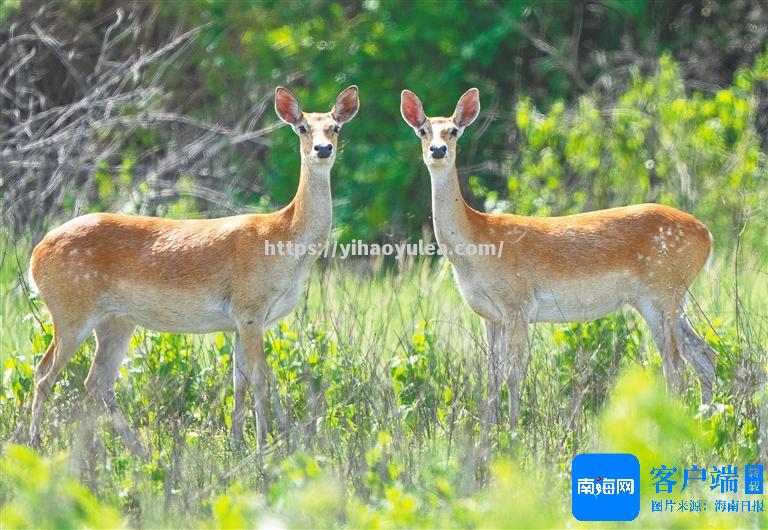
(105, 287), (236, 333)
(531, 273), (633, 323)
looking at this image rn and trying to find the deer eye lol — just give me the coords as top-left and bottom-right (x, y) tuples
(418, 128), (427, 137)
(297, 125), (307, 134)
(450, 128), (459, 137)
(332, 125), (340, 133)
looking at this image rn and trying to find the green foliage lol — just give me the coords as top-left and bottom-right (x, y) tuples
(2, 3), (767, 527)
(548, 312), (644, 415)
(509, 52), (767, 252)
(92, 153), (137, 212)
(391, 322), (452, 428)
(0, 0), (20, 22)
(6, 2), (765, 245)
(3, 354), (33, 406)
(266, 320), (379, 445)
(0, 445), (122, 529)
(1, 243), (764, 528)
(141, 1), (768, 244)
(7, 366), (761, 529)
(600, 368), (701, 465)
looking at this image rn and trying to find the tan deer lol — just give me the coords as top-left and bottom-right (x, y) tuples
(27, 85), (359, 454)
(400, 88), (716, 428)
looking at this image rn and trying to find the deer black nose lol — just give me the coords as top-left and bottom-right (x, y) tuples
(314, 144), (333, 158)
(430, 145), (447, 159)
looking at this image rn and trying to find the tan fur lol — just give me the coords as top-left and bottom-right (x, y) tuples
(401, 88), (717, 428)
(28, 86), (360, 453)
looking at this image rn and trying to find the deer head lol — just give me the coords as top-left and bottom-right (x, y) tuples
(400, 88), (480, 168)
(275, 85), (360, 167)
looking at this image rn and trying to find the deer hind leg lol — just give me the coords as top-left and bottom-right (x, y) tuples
(29, 318), (93, 447)
(270, 369), (290, 439)
(483, 319), (503, 429)
(33, 336), (57, 386)
(84, 316), (145, 458)
(675, 309), (716, 405)
(636, 299), (685, 394)
(10, 335), (61, 443)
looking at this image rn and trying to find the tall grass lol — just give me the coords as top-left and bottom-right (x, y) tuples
(0, 227), (766, 528)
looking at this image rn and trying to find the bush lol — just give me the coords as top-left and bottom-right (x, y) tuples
(504, 52), (767, 253)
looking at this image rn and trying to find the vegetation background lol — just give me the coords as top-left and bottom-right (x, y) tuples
(0, 0), (766, 528)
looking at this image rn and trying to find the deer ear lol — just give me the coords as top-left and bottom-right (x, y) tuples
(453, 88), (480, 128)
(332, 85), (359, 124)
(275, 86), (303, 125)
(400, 90), (426, 129)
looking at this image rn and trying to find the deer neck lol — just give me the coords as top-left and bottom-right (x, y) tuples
(428, 164), (474, 250)
(287, 161), (333, 244)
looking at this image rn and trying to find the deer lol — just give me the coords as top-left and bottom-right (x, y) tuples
(400, 87), (717, 429)
(26, 85), (360, 455)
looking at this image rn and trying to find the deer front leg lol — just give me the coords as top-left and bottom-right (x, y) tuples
(86, 317), (145, 458)
(503, 316), (529, 430)
(231, 335), (247, 447)
(232, 334), (289, 447)
(483, 319), (503, 429)
(236, 317), (270, 450)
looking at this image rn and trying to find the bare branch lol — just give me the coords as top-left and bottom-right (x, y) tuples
(0, 7), (266, 235)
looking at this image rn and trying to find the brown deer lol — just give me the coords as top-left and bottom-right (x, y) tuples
(27, 86), (359, 454)
(400, 87), (716, 428)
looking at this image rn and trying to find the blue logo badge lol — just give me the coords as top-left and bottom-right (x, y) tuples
(572, 453), (640, 521)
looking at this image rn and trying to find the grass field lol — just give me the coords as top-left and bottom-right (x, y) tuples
(1, 228), (766, 528)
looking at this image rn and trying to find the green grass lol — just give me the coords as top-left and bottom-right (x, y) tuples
(1, 229), (766, 529)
